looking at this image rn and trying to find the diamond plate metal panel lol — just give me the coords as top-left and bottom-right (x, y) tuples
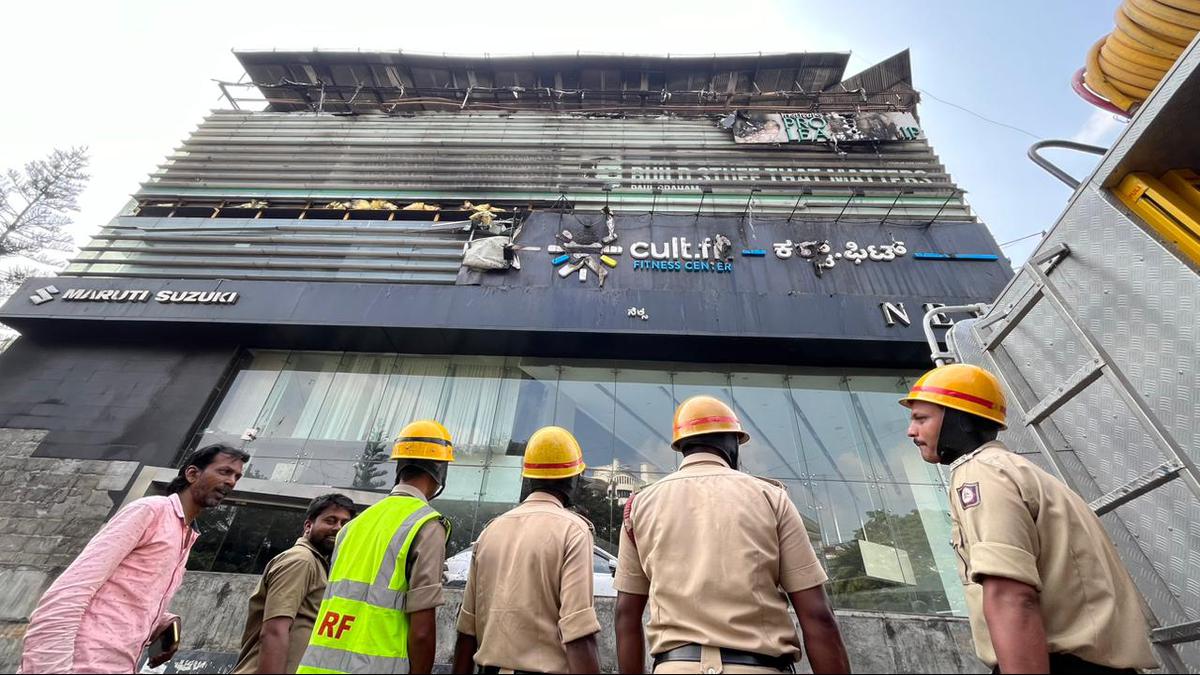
(993, 300), (1091, 408)
(1036, 192), (1200, 464)
(959, 42), (1200, 670)
(1112, 477), (1200, 619)
(952, 204), (1200, 667)
(1056, 377), (1166, 495)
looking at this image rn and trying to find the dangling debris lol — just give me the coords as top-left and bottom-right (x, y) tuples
(462, 236), (515, 270)
(231, 199), (269, 209)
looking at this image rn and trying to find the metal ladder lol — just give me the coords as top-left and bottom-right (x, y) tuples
(924, 245), (1200, 672)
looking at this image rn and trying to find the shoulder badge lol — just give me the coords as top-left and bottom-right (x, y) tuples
(957, 482), (982, 509)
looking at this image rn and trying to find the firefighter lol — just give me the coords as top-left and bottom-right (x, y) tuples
(614, 395), (850, 674)
(451, 426), (601, 674)
(298, 420), (455, 674)
(900, 364), (1157, 674)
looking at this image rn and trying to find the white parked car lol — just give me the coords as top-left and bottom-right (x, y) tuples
(444, 544), (618, 597)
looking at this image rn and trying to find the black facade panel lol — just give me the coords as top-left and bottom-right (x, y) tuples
(0, 336), (238, 464)
(3, 213), (1008, 368)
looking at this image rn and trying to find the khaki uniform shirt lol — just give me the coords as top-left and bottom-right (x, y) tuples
(234, 537), (329, 674)
(390, 482), (449, 613)
(615, 453), (828, 659)
(457, 492), (601, 672)
(949, 441), (1156, 669)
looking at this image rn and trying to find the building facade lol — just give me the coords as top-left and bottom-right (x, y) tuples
(0, 49), (1011, 670)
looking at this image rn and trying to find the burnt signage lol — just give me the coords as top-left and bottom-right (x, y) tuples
(731, 111), (924, 144)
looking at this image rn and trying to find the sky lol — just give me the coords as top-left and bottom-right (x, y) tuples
(1, 0), (1128, 270)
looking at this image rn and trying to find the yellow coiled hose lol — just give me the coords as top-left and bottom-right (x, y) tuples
(1080, 0), (1199, 114)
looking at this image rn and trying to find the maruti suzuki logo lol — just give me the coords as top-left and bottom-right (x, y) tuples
(29, 286), (59, 305)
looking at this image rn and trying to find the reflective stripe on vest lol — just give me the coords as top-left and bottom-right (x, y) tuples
(300, 645), (410, 673)
(298, 496), (446, 674)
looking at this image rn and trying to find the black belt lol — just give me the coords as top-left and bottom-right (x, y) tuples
(478, 667), (539, 675)
(991, 652), (1138, 675)
(653, 644), (795, 672)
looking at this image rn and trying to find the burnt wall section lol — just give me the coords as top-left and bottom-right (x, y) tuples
(0, 337), (238, 463)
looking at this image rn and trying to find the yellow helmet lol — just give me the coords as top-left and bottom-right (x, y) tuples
(899, 364), (1007, 429)
(391, 419), (456, 462)
(671, 395), (750, 450)
(522, 426), (586, 479)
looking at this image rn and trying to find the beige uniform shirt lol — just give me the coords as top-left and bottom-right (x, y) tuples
(457, 492), (601, 672)
(615, 453), (828, 659)
(234, 538), (329, 674)
(949, 442), (1156, 669)
(390, 482), (449, 612)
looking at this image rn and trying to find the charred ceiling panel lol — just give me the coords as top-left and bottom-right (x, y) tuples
(231, 50), (879, 113)
(136, 111), (970, 219)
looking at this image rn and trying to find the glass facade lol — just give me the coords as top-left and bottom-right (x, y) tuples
(191, 349), (965, 616)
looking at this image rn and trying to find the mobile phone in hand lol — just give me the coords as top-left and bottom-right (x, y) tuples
(147, 618), (180, 662)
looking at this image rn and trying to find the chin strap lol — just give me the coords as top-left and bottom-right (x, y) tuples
(680, 433), (741, 470)
(936, 408), (999, 465)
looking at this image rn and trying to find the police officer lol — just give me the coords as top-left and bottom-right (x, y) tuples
(900, 364), (1157, 674)
(614, 395), (850, 674)
(298, 420), (456, 674)
(451, 426), (601, 674)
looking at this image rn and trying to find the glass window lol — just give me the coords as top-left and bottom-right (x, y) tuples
(731, 372), (805, 479)
(504, 361), (560, 459)
(788, 375), (873, 482)
(295, 353), (397, 489)
(844, 375), (942, 485)
(249, 351), (343, 483)
(374, 356), (453, 452)
(555, 366), (617, 472)
(876, 482), (966, 616)
(613, 368), (675, 473)
(207, 350), (289, 439)
(809, 480), (922, 614)
(670, 369), (733, 406)
(187, 501), (306, 575)
(439, 358), (520, 464)
(194, 350), (289, 481)
(188, 350), (971, 616)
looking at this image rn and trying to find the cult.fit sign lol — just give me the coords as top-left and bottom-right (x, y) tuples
(629, 235), (735, 273)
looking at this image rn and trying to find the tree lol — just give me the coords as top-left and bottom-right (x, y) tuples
(0, 147), (90, 297)
(351, 435), (390, 490)
(824, 507), (949, 614)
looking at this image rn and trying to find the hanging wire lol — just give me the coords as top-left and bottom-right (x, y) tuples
(998, 230), (1047, 248)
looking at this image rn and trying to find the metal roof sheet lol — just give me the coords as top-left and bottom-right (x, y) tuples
(232, 49), (891, 113)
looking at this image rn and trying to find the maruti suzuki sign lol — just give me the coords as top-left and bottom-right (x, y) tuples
(28, 286), (239, 306)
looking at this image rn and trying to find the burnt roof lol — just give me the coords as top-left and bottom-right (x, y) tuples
(232, 49), (916, 114)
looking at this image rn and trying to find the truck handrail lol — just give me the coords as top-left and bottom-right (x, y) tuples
(923, 303), (989, 366)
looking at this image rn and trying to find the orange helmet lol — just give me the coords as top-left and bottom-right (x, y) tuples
(671, 395), (750, 450)
(899, 364), (1007, 429)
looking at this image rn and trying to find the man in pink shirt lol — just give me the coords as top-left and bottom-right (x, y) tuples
(21, 443), (249, 674)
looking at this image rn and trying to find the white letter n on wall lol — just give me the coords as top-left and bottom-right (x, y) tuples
(880, 302), (911, 327)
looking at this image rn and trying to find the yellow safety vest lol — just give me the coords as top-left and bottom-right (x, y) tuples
(297, 495), (446, 674)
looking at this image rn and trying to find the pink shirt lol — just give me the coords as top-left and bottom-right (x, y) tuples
(21, 494), (200, 674)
